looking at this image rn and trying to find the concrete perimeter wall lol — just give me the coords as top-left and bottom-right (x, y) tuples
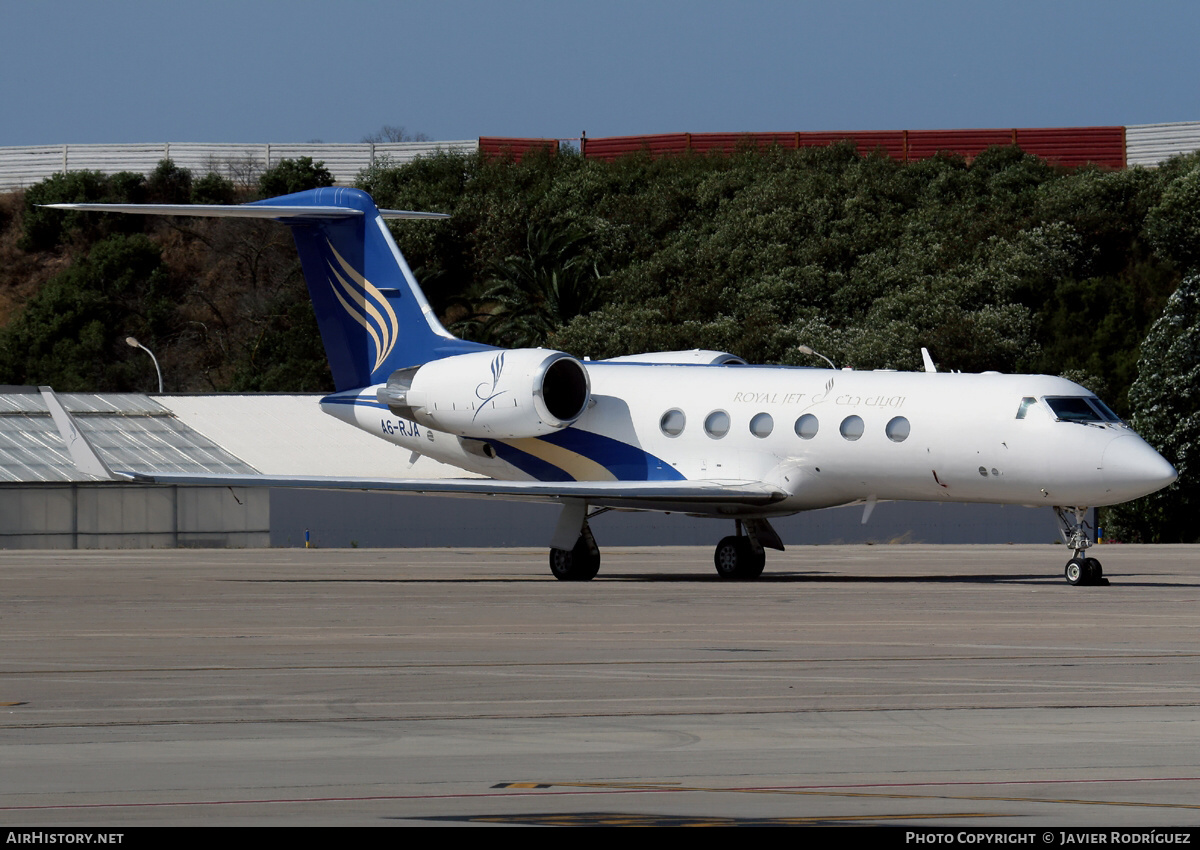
(271, 489), (1070, 550)
(0, 485), (268, 549)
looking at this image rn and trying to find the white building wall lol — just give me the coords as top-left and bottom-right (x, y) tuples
(0, 141), (478, 191)
(1126, 122), (1200, 167)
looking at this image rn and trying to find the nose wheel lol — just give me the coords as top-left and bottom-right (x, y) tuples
(1065, 557), (1105, 586)
(1055, 507), (1109, 586)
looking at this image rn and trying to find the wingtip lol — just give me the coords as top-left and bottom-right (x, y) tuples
(39, 386), (119, 481)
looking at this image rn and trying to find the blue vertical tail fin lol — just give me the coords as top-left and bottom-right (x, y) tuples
(255, 187), (492, 390)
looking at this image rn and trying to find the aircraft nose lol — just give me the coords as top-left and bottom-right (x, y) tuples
(1101, 435), (1177, 498)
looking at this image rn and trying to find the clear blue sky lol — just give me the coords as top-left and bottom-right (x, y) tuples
(3, 0), (1198, 146)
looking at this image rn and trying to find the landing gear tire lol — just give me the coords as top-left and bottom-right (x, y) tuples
(1054, 506), (1107, 586)
(714, 536), (742, 579)
(549, 537), (600, 581)
(714, 536), (766, 580)
(1065, 557), (1105, 586)
(739, 539), (766, 579)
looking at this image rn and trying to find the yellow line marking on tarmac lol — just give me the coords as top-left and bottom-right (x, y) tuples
(493, 782), (554, 789)
(530, 780), (1200, 811)
(457, 811), (1003, 826)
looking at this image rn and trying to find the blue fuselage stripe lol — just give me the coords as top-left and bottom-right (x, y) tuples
(325, 398), (684, 483)
(488, 441), (575, 482)
(534, 428), (685, 481)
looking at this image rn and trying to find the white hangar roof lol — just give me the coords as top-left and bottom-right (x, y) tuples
(158, 394), (482, 480)
(0, 388), (259, 483)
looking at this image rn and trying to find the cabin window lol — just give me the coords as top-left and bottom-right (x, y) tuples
(704, 410), (731, 439)
(839, 415), (864, 441)
(660, 409), (686, 437)
(1015, 397), (1038, 419)
(885, 416), (910, 442)
(749, 412), (774, 438)
(662, 410), (691, 439)
(794, 414), (819, 440)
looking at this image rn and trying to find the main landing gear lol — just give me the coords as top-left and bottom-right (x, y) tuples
(547, 511), (785, 582)
(714, 535), (765, 579)
(713, 518), (783, 580)
(1054, 506), (1108, 587)
(549, 519), (601, 581)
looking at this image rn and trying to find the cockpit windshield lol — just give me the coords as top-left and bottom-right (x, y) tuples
(1088, 397), (1122, 422)
(1043, 396), (1122, 424)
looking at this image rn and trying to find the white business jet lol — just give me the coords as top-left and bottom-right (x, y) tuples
(43, 188), (1177, 585)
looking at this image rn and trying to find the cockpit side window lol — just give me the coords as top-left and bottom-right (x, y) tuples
(1015, 397), (1038, 419)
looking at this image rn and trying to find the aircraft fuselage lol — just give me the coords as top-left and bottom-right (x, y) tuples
(323, 364), (1176, 519)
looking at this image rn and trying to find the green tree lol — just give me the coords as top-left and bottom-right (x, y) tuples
(258, 157), (334, 197)
(1104, 274), (1200, 542)
(456, 223), (604, 348)
(19, 169), (147, 252)
(146, 159), (193, 204)
(1144, 162), (1200, 273)
(227, 296), (331, 391)
(0, 234), (178, 390)
(191, 172), (238, 205)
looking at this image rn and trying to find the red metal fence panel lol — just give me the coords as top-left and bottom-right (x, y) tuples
(904, 129), (1015, 162)
(581, 134), (688, 160)
(578, 127), (1126, 168)
(687, 133), (799, 153)
(1014, 127), (1125, 168)
(478, 137), (559, 159)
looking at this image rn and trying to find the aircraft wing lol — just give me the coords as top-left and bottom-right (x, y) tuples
(104, 471), (785, 509)
(40, 388), (785, 510)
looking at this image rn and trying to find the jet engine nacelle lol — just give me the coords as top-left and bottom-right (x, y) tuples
(377, 349), (591, 439)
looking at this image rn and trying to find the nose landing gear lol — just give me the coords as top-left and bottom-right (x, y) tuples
(1064, 556), (1103, 586)
(1054, 506), (1109, 586)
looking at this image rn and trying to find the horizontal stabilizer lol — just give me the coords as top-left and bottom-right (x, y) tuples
(41, 203), (448, 220)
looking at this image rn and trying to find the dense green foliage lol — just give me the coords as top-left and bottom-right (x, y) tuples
(0, 233), (177, 390)
(19, 169), (148, 253)
(6, 147), (1196, 402)
(2, 158), (337, 392)
(257, 156), (334, 197)
(361, 144), (1184, 415)
(452, 223), (605, 347)
(1104, 274), (1200, 541)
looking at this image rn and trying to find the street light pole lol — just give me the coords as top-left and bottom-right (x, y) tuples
(125, 336), (163, 394)
(797, 345), (836, 370)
